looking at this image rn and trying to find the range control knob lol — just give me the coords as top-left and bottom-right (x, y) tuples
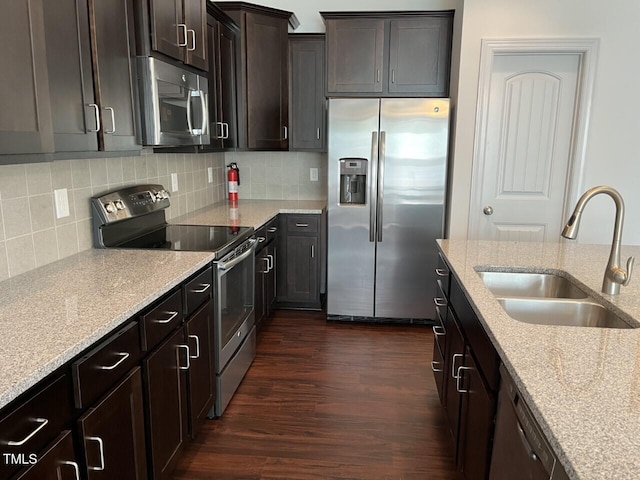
(104, 202), (116, 214)
(114, 200), (126, 210)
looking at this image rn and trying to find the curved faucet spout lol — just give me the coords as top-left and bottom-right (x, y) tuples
(562, 186), (634, 295)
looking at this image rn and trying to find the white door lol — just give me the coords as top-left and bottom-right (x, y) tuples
(472, 53), (581, 241)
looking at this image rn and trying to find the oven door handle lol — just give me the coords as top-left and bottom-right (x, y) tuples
(218, 239), (257, 273)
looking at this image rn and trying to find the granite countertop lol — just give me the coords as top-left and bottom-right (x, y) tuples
(0, 199), (326, 412)
(172, 199), (326, 228)
(437, 239), (640, 480)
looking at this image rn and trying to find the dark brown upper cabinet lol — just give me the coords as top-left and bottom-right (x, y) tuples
(216, 2), (299, 150)
(43, 0), (98, 153)
(205, 4), (239, 150)
(0, 0), (54, 157)
(89, 0), (141, 151)
(322, 12), (453, 97)
(147, 0), (208, 71)
(289, 34), (326, 152)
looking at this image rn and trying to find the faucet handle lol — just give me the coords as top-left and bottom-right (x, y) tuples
(623, 256), (634, 286)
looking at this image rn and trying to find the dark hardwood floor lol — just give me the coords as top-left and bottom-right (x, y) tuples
(173, 310), (457, 480)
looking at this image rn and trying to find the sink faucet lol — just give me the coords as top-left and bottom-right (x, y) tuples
(561, 185), (634, 295)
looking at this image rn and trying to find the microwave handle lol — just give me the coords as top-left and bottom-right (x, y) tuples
(186, 91), (194, 135)
(200, 90), (208, 135)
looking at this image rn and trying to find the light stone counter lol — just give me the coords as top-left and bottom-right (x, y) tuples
(0, 248), (214, 411)
(172, 199), (326, 229)
(437, 239), (640, 480)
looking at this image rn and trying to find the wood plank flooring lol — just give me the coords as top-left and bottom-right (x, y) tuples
(173, 310), (457, 480)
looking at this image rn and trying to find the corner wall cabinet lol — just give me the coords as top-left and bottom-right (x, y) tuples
(322, 12), (453, 97)
(216, 2), (297, 150)
(289, 34), (326, 152)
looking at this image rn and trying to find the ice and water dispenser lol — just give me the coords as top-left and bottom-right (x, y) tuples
(339, 158), (367, 205)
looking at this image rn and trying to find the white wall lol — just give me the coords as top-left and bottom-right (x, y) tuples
(214, 0), (460, 32)
(450, 0), (640, 245)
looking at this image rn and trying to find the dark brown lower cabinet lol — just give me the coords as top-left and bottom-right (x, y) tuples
(14, 431), (79, 480)
(185, 301), (215, 439)
(143, 327), (188, 480)
(78, 367), (147, 479)
(443, 309), (465, 459)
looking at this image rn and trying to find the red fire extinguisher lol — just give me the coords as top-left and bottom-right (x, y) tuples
(227, 163), (240, 204)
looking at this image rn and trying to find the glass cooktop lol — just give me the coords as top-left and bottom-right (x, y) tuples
(117, 224), (253, 256)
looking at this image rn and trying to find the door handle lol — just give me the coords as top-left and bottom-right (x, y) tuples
(177, 24), (188, 47)
(177, 345), (191, 370)
(377, 131), (386, 242)
(451, 353), (463, 379)
(104, 107), (116, 134)
(483, 206), (494, 215)
(88, 104), (100, 133)
(86, 436), (105, 471)
(369, 131), (379, 243)
(456, 366), (472, 393)
(188, 335), (200, 359)
(187, 29), (196, 51)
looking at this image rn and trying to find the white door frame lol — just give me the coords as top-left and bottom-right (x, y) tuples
(468, 38), (600, 240)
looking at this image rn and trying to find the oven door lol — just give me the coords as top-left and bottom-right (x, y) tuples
(214, 238), (256, 372)
(138, 57), (210, 146)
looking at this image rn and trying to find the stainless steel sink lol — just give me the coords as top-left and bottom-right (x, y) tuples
(497, 298), (633, 329)
(478, 271), (588, 299)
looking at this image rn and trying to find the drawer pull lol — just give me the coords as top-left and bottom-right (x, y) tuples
(7, 418), (48, 446)
(155, 311), (179, 324)
(267, 227), (278, 233)
(99, 352), (130, 370)
(267, 254), (274, 271)
(257, 236), (266, 243)
(432, 325), (446, 336)
(295, 223), (309, 227)
(188, 335), (200, 359)
(456, 366), (472, 393)
(87, 436), (105, 471)
(177, 345), (191, 370)
(451, 353), (463, 379)
(433, 297), (447, 307)
(190, 283), (211, 293)
(62, 461), (81, 480)
(435, 268), (448, 277)
(431, 360), (443, 372)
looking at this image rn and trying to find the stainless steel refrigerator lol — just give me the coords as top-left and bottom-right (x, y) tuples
(327, 98), (450, 321)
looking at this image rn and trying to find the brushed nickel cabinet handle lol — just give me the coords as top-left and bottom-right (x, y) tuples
(187, 29), (196, 51)
(188, 335), (200, 359)
(177, 345), (191, 370)
(88, 104), (100, 132)
(86, 436), (105, 471)
(155, 311), (179, 324)
(7, 418), (48, 445)
(99, 352), (130, 370)
(104, 107), (116, 134)
(177, 24), (188, 47)
(190, 283), (211, 293)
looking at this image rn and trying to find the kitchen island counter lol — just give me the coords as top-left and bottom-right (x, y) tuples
(438, 239), (640, 480)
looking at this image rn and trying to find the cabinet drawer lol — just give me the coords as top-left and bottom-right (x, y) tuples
(286, 215), (319, 233)
(72, 321), (142, 409)
(184, 266), (213, 317)
(141, 289), (184, 351)
(0, 374), (73, 480)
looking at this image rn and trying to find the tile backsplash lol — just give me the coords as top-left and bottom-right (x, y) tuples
(0, 150), (327, 281)
(224, 151), (327, 201)
(0, 152), (226, 280)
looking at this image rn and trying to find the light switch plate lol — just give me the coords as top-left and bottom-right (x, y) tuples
(207, 167), (213, 184)
(310, 167), (319, 182)
(171, 172), (179, 192)
(54, 188), (70, 219)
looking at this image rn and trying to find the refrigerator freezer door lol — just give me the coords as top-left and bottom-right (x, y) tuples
(327, 98), (381, 317)
(374, 98), (450, 319)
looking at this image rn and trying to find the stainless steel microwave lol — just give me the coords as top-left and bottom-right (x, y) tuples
(137, 57), (210, 146)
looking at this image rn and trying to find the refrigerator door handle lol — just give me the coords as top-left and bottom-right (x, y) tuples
(369, 131), (379, 242)
(377, 131), (386, 242)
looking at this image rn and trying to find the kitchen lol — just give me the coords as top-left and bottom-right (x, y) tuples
(1, 0), (640, 479)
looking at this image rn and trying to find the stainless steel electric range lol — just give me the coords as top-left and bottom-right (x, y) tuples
(91, 184), (256, 417)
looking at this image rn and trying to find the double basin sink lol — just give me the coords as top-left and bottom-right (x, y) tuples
(477, 271), (634, 329)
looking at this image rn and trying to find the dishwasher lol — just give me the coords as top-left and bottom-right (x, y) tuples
(489, 364), (569, 480)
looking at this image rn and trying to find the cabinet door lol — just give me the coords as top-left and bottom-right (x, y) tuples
(89, 0), (139, 151)
(43, 0), (98, 153)
(149, 0), (184, 62)
(443, 309), (465, 461)
(78, 367), (147, 480)
(289, 36), (325, 151)
(0, 0), (54, 155)
(143, 327), (188, 480)
(458, 348), (496, 480)
(184, 0), (207, 70)
(388, 17), (452, 95)
(285, 236), (319, 303)
(207, 19), (238, 150)
(14, 431), (80, 480)
(245, 11), (288, 150)
(185, 301), (215, 439)
(326, 18), (384, 94)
